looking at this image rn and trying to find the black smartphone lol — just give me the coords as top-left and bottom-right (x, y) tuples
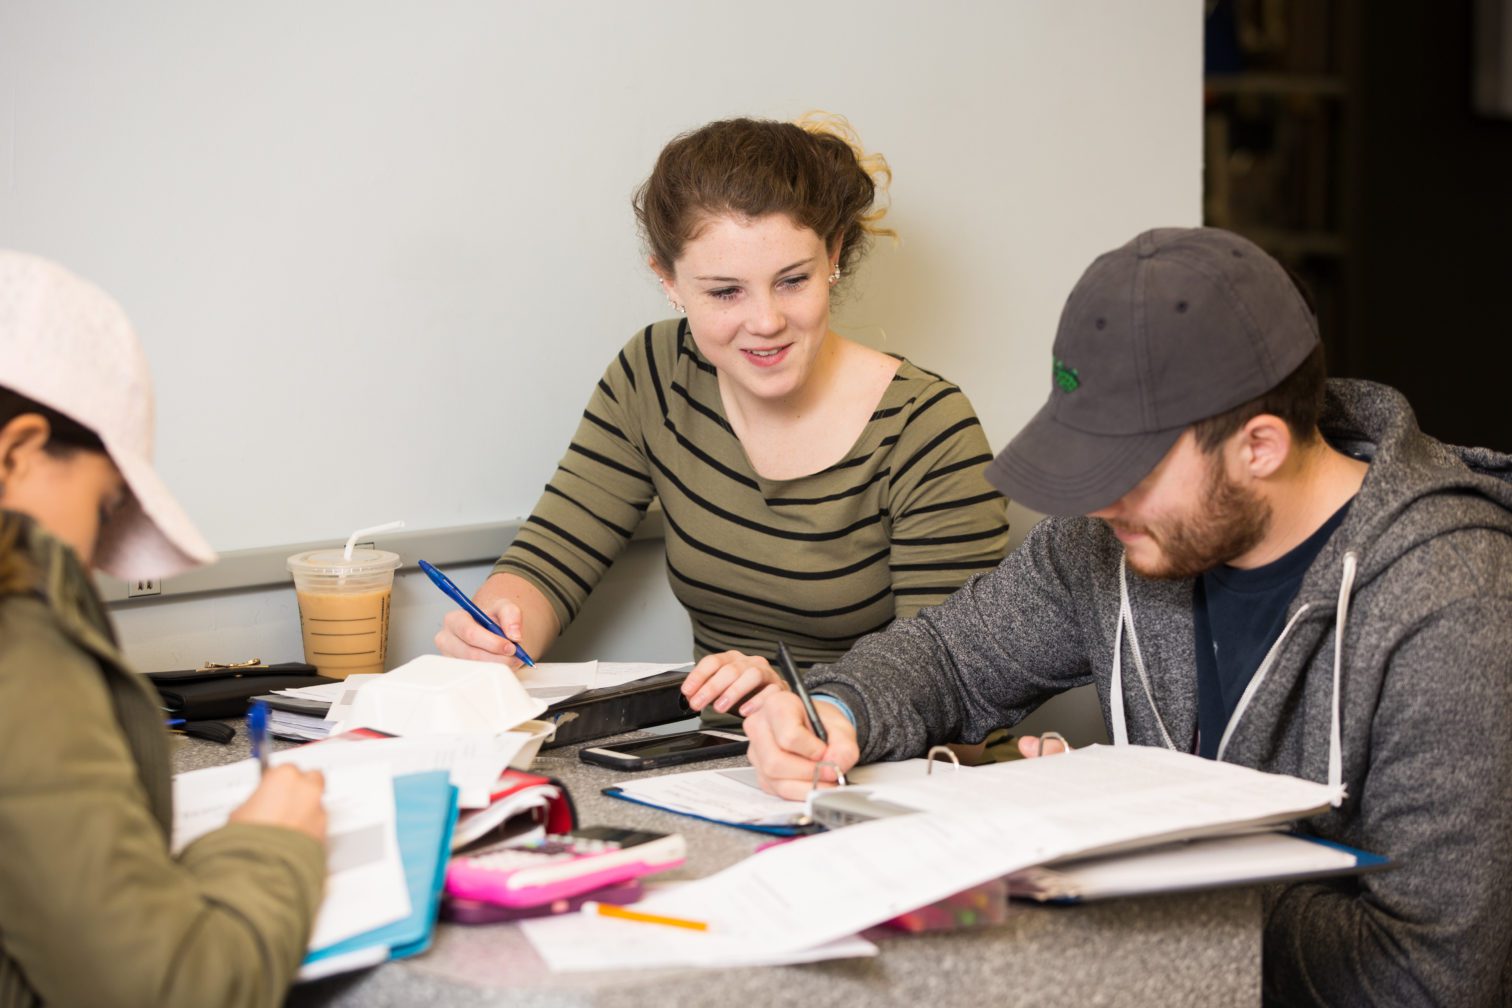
(579, 729), (749, 771)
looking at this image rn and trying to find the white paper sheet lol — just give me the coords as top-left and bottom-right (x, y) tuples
(513, 661), (598, 703)
(172, 760), (411, 951)
(589, 745), (1340, 959)
(520, 888), (877, 971)
(610, 759), (956, 828)
(329, 654), (547, 736)
(1007, 830), (1359, 901)
(276, 732), (532, 808)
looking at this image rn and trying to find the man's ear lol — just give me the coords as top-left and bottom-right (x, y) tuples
(0, 414), (51, 486)
(1235, 413), (1292, 481)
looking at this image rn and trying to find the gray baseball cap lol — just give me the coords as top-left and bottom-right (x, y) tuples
(987, 227), (1319, 515)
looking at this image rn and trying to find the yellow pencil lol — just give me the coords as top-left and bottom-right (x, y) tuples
(584, 901), (709, 932)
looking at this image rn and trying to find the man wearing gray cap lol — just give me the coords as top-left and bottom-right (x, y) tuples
(743, 227), (1512, 1005)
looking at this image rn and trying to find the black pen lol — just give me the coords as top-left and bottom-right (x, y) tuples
(776, 641), (826, 743)
(775, 642), (847, 788)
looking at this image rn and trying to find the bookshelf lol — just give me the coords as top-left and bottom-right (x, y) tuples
(1204, 0), (1359, 372)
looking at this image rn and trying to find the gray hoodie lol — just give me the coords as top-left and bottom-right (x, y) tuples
(808, 379), (1512, 1006)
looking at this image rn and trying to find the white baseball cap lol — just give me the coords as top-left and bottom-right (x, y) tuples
(0, 250), (216, 579)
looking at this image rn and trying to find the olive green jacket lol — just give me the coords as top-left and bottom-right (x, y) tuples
(0, 514), (325, 1008)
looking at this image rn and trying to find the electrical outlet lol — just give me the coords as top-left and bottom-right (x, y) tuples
(126, 578), (161, 598)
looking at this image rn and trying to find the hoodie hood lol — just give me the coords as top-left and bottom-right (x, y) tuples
(1300, 378), (1512, 601)
(1108, 377), (1512, 805)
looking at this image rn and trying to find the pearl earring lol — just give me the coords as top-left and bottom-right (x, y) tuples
(828, 263), (842, 285)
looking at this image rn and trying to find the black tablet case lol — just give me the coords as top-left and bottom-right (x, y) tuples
(541, 668), (693, 748)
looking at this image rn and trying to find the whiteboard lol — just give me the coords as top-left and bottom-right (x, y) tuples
(0, 0), (1201, 552)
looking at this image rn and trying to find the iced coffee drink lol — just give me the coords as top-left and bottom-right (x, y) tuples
(287, 547), (401, 679)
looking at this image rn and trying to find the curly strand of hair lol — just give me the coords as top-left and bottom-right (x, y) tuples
(793, 111), (897, 242)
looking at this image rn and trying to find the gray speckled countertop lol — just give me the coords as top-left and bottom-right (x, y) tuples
(173, 726), (1261, 1008)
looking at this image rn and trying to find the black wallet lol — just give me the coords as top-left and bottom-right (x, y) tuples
(147, 661), (338, 720)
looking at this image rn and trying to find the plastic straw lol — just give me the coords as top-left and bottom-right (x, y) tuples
(344, 520), (405, 561)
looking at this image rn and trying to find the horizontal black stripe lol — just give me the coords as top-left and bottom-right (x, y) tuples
(567, 443), (653, 484)
(893, 585), (968, 597)
(889, 558), (1002, 573)
(686, 605), (895, 646)
(677, 325), (718, 374)
(507, 540), (595, 597)
(670, 563), (893, 619)
(665, 509), (890, 580)
(583, 409), (630, 445)
(870, 404), (904, 421)
(765, 467), (889, 507)
(824, 440), (892, 474)
(901, 385), (961, 427)
(524, 515), (613, 568)
(671, 380), (734, 433)
(918, 453), (993, 486)
(652, 450), (884, 541)
(893, 417), (980, 484)
(658, 421), (761, 491)
(494, 557), (581, 621)
(543, 485), (635, 539)
(899, 490), (1003, 519)
(893, 523), (1010, 547)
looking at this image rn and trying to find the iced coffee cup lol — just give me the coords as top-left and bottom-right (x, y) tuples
(287, 547), (402, 679)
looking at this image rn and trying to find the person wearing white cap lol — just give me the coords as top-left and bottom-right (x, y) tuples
(0, 250), (328, 1007)
(742, 228), (1512, 1005)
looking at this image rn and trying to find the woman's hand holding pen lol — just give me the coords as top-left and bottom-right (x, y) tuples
(432, 572), (558, 668)
(436, 598), (531, 666)
(229, 765), (328, 843)
(681, 650), (785, 715)
(742, 691), (859, 801)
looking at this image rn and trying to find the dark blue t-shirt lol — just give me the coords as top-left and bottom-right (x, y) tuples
(1193, 501), (1351, 758)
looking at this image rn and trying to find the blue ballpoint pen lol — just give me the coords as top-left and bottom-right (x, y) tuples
(418, 559), (537, 667)
(247, 700), (270, 776)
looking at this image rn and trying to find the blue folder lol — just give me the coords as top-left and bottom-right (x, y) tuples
(302, 769), (460, 969)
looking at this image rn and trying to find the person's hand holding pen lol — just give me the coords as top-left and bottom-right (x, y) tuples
(744, 691), (859, 801)
(229, 701), (328, 842)
(743, 644), (859, 801)
(431, 568), (556, 669)
(229, 766), (328, 843)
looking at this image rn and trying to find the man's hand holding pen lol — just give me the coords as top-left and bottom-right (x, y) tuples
(743, 691), (860, 802)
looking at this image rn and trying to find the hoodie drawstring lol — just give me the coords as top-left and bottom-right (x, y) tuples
(1112, 555), (1177, 750)
(1112, 549), (1358, 809)
(1327, 551), (1358, 807)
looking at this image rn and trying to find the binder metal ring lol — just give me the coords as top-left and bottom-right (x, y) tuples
(925, 745), (962, 774)
(810, 759), (849, 790)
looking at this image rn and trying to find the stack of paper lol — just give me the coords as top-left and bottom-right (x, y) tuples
(173, 758), (460, 979)
(523, 745), (1354, 972)
(1004, 830), (1386, 902)
(259, 674), (382, 741)
(299, 770), (459, 979)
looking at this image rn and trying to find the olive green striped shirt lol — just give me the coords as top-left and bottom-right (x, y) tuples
(495, 318), (1010, 667)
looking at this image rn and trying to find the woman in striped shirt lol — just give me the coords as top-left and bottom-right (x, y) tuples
(436, 115), (1010, 714)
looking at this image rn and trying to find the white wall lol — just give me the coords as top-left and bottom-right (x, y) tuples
(2, 3), (1201, 745)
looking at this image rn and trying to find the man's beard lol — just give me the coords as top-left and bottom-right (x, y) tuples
(1121, 457), (1271, 581)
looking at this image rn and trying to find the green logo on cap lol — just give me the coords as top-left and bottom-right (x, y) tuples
(1054, 359), (1080, 393)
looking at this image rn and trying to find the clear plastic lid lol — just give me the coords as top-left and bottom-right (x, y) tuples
(286, 547), (402, 577)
